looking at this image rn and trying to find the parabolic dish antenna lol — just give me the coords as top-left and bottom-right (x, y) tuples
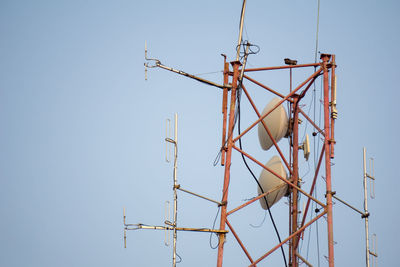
(258, 155), (288, 209)
(258, 98), (289, 150)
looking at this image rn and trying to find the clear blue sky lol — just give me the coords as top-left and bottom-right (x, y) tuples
(1, 0), (399, 266)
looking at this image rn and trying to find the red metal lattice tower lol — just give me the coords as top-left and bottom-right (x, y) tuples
(216, 53), (337, 267)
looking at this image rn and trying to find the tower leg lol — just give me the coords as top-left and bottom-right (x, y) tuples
(322, 54), (335, 267)
(290, 95), (300, 267)
(217, 61), (241, 267)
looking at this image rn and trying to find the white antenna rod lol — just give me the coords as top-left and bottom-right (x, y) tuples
(236, 0), (247, 61)
(363, 147), (370, 267)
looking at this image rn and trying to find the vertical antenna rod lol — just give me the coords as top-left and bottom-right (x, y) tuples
(165, 114), (179, 267)
(217, 61), (241, 267)
(363, 147), (378, 267)
(236, 0), (247, 61)
(291, 95), (300, 267)
(363, 148), (369, 267)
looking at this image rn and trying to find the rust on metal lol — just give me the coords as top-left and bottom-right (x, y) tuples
(226, 219), (255, 265)
(233, 67), (323, 144)
(297, 145), (325, 246)
(321, 53), (335, 267)
(249, 210), (327, 267)
(221, 60), (230, 165)
(241, 84), (292, 173)
(244, 62), (320, 72)
(243, 74), (287, 99)
(330, 54), (336, 158)
(217, 61), (241, 267)
(291, 95), (300, 267)
(232, 144), (326, 208)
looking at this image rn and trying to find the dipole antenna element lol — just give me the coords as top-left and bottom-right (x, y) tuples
(363, 147), (378, 267)
(166, 113), (178, 266)
(330, 147), (378, 266)
(144, 41), (161, 80)
(123, 113), (227, 267)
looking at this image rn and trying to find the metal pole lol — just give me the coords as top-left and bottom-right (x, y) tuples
(221, 58), (229, 166)
(291, 96), (300, 267)
(330, 55), (336, 158)
(331, 194), (366, 217)
(321, 54), (335, 267)
(250, 211), (327, 267)
(172, 114), (178, 267)
(296, 252), (314, 267)
(217, 61), (240, 267)
(363, 147), (370, 267)
(177, 187), (222, 205)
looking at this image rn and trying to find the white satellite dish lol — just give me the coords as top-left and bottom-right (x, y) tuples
(258, 98), (289, 150)
(258, 156), (288, 209)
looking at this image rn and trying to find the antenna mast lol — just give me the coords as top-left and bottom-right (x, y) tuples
(124, 114), (227, 267)
(330, 147), (378, 267)
(168, 113), (178, 266)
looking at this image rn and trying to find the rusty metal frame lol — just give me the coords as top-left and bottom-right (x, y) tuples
(216, 55), (336, 267)
(249, 210), (328, 267)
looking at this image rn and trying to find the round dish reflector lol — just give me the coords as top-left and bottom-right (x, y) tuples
(258, 156), (288, 209)
(258, 98), (288, 150)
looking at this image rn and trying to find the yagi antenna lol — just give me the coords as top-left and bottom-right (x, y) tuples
(330, 147), (377, 267)
(123, 113), (226, 267)
(363, 147), (378, 267)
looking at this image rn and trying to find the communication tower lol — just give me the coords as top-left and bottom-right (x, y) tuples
(123, 1), (377, 266)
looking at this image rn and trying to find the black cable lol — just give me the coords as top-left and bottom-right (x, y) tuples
(209, 207), (221, 249)
(236, 41), (260, 61)
(176, 252), (182, 263)
(236, 84), (288, 267)
(249, 210), (267, 228)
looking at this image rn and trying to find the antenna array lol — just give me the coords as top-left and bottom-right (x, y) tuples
(123, 114), (227, 267)
(363, 148), (378, 267)
(330, 147), (378, 267)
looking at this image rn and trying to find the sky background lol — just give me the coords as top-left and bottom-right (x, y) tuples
(1, 0), (399, 266)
